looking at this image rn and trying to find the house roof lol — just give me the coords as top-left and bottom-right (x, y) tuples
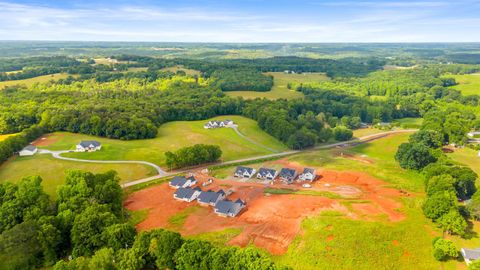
(170, 176), (187, 187)
(257, 168), (277, 177)
(198, 189), (225, 204)
(462, 248), (480, 260)
(78, 140), (101, 148)
(279, 168), (296, 179)
(235, 166), (255, 175)
(302, 168), (315, 175)
(215, 199), (244, 216)
(186, 176), (197, 182)
(174, 187), (201, 199)
(22, 145), (37, 152)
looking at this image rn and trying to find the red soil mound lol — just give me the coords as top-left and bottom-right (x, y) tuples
(31, 133), (63, 147)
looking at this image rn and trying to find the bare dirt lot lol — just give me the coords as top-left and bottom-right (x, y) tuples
(31, 133), (63, 147)
(124, 163), (406, 255)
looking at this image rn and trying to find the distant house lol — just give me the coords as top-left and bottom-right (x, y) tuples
(461, 248), (480, 265)
(204, 120), (234, 129)
(234, 166), (256, 178)
(376, 122), (391, 128)
(169, 176), (197, 189)
(76, 140), (102, 152)
(256, 168), (277, 181)
(214, 199), (245, 217)
(279, 168), (297, 184)
(19, 145), (37, 156)
(173, 187), (202, 202)
(197, 189), (226, 206)
(298, 168), (316, 182)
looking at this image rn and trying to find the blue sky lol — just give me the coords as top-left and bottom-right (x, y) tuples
(1, 0), (479, 42)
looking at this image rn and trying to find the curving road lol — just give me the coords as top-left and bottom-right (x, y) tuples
(39, 129), (417, 188)
(228, 125), (280, 153)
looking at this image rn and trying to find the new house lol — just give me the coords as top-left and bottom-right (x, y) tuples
(76, 140), (102, 152)
(256, 168), (277, 181)
(298, 168), (316, 182)
(234, 166), (256, 178)
(203, 120), (234, 129)
(461, 248), (480, 265)
(169, 176), (197, 189)
(214, 199), (245, 217)
(279, 168), (297, 184)
(19, 145), (37, 156)
(197, 189), (226, 206)
(173, 187), (202, 202)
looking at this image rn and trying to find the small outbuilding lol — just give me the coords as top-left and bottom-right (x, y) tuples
(76, 140), (102, 152)
(214, 199), (245, 217)
(173, 187), (202, 202)
(19, 145), (38, 156)
(234, 166), (256, 178)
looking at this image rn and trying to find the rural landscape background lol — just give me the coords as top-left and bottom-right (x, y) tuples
(1, 0), (480, 270)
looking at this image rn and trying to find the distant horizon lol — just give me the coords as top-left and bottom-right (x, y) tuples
(1, 40), (480, 44)
(1, 0), (479, 42)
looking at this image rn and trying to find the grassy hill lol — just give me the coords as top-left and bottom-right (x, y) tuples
(0, 73), (71, 89)
(226, 72), (329, 100)
(445, 73), (480, 96)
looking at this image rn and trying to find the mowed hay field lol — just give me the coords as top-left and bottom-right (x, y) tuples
(0, 73), (71, 89)
(226, 72), (329, 100)
(44, 115), (287, 167)
(0, 154), (156, 197)
(445, 73), (480, 96)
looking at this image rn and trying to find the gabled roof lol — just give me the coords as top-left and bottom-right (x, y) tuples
(22, 145), (37, 152)
(215, 199), (245, 216)
(302, 168), (315, 175)
(170, 176), (187, 187)
(198, 189), (225, 204)
(174, 187), (201, 199)
(257, 168), (277, 177)
(462, 248), (480, 260)
(279, 168), (296, 179)
(78, 140), (101, 148)
(235, 166), (255, 175)
(186, 176), (197, 182)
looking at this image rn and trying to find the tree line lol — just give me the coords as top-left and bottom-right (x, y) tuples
(165, 144), (222, 169)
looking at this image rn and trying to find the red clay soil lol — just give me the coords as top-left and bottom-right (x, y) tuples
(31, 133), (63, 147)
(124, 166), (406, 255)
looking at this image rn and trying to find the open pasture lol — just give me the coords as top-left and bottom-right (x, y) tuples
(445, 73), (480, 96)
(0, 73), (71, 89)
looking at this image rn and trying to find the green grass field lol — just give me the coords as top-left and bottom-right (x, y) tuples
(0, 134), (16, 141)
(445, 73), (480, 96)
(160, 65), (201, 76)
(0, 154), (155, 197)
(226, 72), (329, 100)
(45, 115), (287, 167)
(447, 147), (480, 175)
(0, 73), (71, 89)
(392, 118), (423, 129)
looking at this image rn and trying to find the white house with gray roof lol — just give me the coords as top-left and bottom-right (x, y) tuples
(234, 166), (256, 178)
(298, 168), (316, 182)
(279, 168), (297, 184)
(169, 176), (197, 189)
(76, 140), (102, 152)
(197, 189), (226, 206)
(461, 248), (480, 265)
(19, 145), (37, 156)
(256, 168), (277, 181)
(173, 187), (202, 202)
(214, 199), (245, 217)
(204, 120), (234, 129)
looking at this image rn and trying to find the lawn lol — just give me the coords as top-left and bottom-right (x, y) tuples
(445, 73), (480, 96)
(46, 115), (287, 168)
(446, 147), (480, 175)
(0, 154), (156, 197)
(392, 117), (423, 129)
(226, 72), (329, 100)
(0, 73), (71, 89)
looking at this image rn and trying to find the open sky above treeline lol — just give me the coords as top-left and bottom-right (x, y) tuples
(1, 0), (480, 42)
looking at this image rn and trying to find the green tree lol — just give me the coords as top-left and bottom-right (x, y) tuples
(437, 210), (468, 236)
(102, 223), (136, 251)
(423, 192), (457, 220)
(426, 174), (456, 196)
(467, 191), (480, 220)
(149, 230), (184, 270)
(117, 248), (145, 270)
(395, 142), (436, 170)
(432, 238), (458, 261)
(469, 259), (480, 270)
(175, 239), (214, 270)
(332, 126), (353, 141)
(409, 130), (443, 148)
(88, 248), (116, 270)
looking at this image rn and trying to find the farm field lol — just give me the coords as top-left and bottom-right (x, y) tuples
(39, 115), (287, 167)
(0, 154), (155, 197)
(226, 72), (329, 100)
(0, 134), (16, 141)
(0, 73), (71, 89)
(445, 73), (480, 96)
(125, 132), (443, 269)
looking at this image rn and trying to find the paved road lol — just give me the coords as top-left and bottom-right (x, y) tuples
(228, 125), (280, 153)
(40, 129), (417, 188)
